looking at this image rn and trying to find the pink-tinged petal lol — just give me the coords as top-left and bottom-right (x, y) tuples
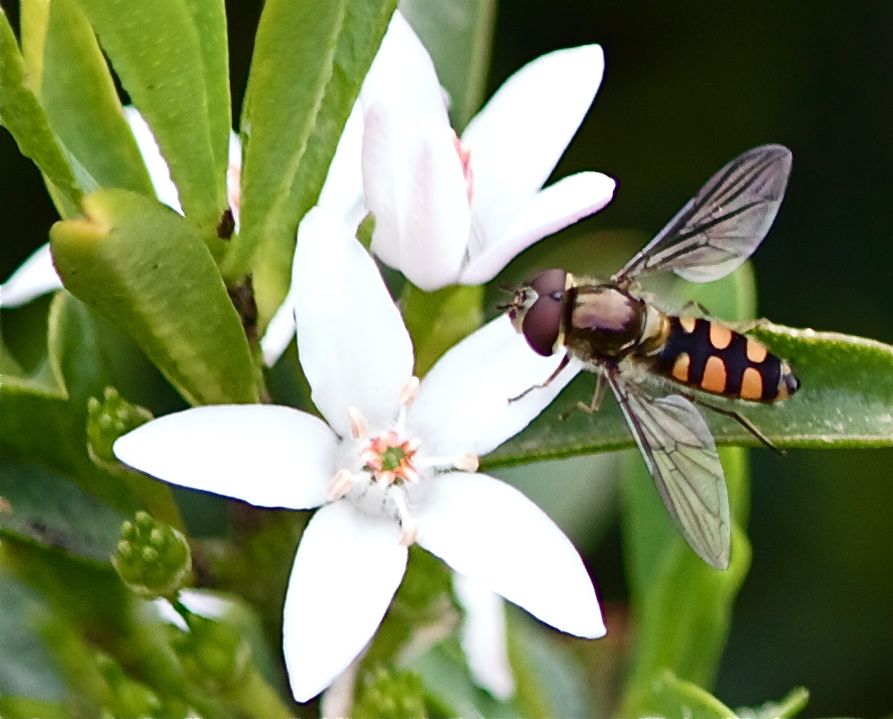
(408, 315), (579, 457)
(361, 11), (445, 123)
(283, 501), (407, 702)
(462, 45), (605, 242)
(416, 472), (605, 638)
(113, 405), (335, 509)
(460, 172), (616, 285)
(318, 101), (365, 225)
(123, 106), (182, 213)
(453, 573), (515, 699)
(362, 103), (469, 290)
(293, 208), (413, 435)
(227, 130), (242, 230)
(0, 244), (62, 307)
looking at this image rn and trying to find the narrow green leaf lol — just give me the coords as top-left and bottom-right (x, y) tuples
(21, 0), (154, 195)
(229, 0), (397, 327)
(399, 0), (497, 130)
(0, 570), (69, 706)
(487, 301), (893, 467)
(50, 189), (259, 405)
(627, 670), (741, 719)
(181, 0), (231, 176)
(73, 0), (227, 230)
(0, 457), (127, 563)
(0, 8), (81, 207)
(619, 450), (751, 711)
(402, 283), (483, 375)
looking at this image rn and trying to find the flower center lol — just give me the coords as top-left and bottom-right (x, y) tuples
(362, 430), (420, 486)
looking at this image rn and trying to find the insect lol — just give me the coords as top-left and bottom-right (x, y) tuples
(502, 145), (799, 570)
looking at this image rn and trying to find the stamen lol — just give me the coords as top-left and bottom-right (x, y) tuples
(327, 469), (354, 502)
(454, 453), (480, 473)
(399, 376), (421, 406)
(391, 491), (418, 546)
(348, 407), (369, 439)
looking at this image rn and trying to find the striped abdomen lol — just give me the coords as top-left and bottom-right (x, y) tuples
(653, 316), (799, 402)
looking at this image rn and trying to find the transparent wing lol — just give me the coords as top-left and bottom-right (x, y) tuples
(613, 144), (792, 284)
(605, 370), (731, 568)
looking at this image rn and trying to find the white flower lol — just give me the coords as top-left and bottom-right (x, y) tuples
(114, 207), (604, 702)
(0, 109), (241, 308)
(361, 12), (616, 290)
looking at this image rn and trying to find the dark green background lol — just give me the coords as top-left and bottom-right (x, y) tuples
(2, 1), (891, 716)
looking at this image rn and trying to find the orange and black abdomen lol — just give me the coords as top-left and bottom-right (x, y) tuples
(653, 317), (799, 402)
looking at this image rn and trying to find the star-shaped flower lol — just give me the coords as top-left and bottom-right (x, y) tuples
(114, 207), (604, 702)
(360, 12), (616, 290)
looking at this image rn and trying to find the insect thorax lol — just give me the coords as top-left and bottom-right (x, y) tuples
(564, 283), (660, 362)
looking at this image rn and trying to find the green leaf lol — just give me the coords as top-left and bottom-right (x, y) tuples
(618, 450), (751, 718)
(73, 0), (228, 231)
(0, 457), (127, 563)
(627, 670), (741, 719)
(228, 0), (397, 327)
(401, 283), (483, 375)
(486, 278), (893, 468)
(50, 190), (259, 405)
(399, 0), (497, 130)
(20, 0), (154, 196)
(0, 569), (69, 707)
(737, 687), (810, 719)
(0, 8), (81, 208)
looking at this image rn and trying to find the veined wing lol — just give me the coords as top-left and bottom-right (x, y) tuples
(605, 369), (731, 569)
(613, 144), (792, 284)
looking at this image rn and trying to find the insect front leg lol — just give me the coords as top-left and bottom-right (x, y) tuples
(508, 354), (571, 403)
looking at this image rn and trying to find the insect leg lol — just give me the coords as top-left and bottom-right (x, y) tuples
(686, 395), (783, 456)
(559, 370), (607, 421)
(679, 300), (711, 317)
(508, 353), (571, 403)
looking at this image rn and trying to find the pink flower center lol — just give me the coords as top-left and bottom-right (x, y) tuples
(362, 431), (419, 485)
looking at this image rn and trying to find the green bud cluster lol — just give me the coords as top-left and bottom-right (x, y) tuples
(353, 667), (427, 719)
(112, 511), (191, 598)
(172, 615), (250, 690)
(87, 387), (153, 463)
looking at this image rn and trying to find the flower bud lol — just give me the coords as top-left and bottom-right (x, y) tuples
(112, 511), (191, 598)
(87, 387), (153, 464)
(172, 615), (250, 689)
(353, 667), (426, 719)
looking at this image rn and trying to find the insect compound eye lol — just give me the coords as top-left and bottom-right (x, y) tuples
(529, 269), (567, 298)
(522, 294), (562, 356)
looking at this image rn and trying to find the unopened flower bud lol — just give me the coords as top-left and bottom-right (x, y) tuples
(87, 387), (153, 464)
(173, 615), (250, 689)
(112, 511), (190, 598)
(353, 667), (426, 719)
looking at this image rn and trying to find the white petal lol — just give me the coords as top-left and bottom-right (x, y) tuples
(462, 45), (605, 242)
(460, 172), (616, 285)
(408, 315), (579, 457)
(318, 101), (365, 224)
(362, 103), (470, 290)
(113, 405), (336, 509)
(259, 281), (298, 367)
(0, 244), (62, 307)
(416, 472), (604, 638)
(453, 573), (515, 699)
(123, 106), (182, 213)
(227, 130), (242, 231)
(361, 11), (445, 122)
(293, 208), (413, 435)
(283, 501), (407, 702)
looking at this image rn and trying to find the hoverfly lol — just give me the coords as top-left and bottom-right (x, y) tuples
(503, 145), (799, 569)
